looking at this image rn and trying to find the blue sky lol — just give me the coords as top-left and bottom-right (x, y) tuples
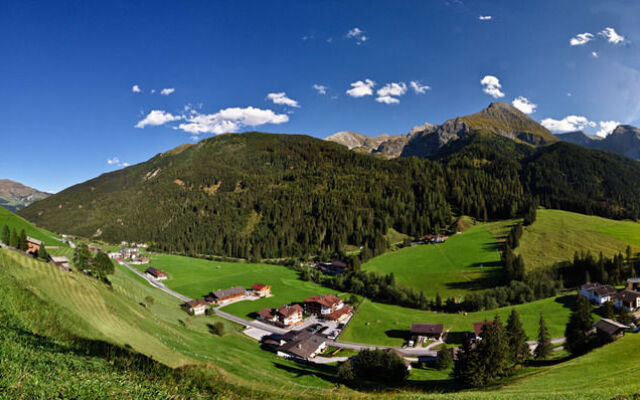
(1, 0), (639, 192)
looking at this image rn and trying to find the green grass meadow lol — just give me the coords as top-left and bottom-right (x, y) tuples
(486, 209), (640, 270)
(137, 253), (342, 318)
(0, 206), (66, 247)
(362, 225), (502, 297)
(341, 296), (589, 348)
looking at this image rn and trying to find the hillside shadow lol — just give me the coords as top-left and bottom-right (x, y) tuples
(480, 241), (503, 252)
(444, 331), (470, 346)
(445, 268), (504, 292)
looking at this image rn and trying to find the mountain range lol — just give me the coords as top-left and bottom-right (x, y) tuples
(19, 102), (640, 259)
(0, 179), (50, 212)
(326, 101), (558, 158)
(556, 125), (640, 160)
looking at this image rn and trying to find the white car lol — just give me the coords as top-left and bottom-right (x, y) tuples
(408, 340), (415, 347)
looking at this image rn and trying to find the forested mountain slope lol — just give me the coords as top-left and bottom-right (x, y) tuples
(20, 132), (640, 259)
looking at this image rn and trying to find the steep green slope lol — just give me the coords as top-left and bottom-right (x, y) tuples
(0, 206), (65, 246)
(362, 224), (502, 297)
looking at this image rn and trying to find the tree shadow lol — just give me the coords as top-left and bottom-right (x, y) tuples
(445, 268), (504, 292)
(553, 294), (576, 310)
(445, 331), (470, 346)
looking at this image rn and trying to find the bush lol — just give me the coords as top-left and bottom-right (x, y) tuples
(436, 349), (453, 370)
(340, 349), (408, 385)
(208, 322), (225, 336)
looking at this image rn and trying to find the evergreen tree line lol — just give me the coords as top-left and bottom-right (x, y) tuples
(454, 310), (552, 387)
(0, 224), (49, 261)
(554, 248), (637, 288)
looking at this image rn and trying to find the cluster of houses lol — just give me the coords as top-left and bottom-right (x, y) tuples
(109, 247), (149, 264)
(183, 283), (272, 315)
(580, 280), (640, 312)
(256, 294), (353, 328)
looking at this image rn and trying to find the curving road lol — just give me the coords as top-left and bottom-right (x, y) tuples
(120, 261), (564, 358)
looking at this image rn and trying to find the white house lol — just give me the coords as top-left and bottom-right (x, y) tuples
(186, 300), (209, 316)
(580, 283), (617, 305)
(615, 290), (640, 312)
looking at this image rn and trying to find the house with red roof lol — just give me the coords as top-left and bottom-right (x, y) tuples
(257, 304), (303, 327)
(304, 294), (352, 322)
(185, 299), (209, 316)
(251, 283), (271, 297)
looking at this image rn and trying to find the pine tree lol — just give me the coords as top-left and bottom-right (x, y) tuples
(506, 309), (529, 365)
(9, 228), (18, 248)
(534, 314), (552, 360)
(435, 292), (442, 310)
(18, 229), (28, 251)
(38, 244), (49, 261)
(1, 224), (9, 245)
(564, 294), (593, 355)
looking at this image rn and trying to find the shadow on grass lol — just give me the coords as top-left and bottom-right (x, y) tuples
(480, 241), (503, 252)
(445, 268), (504, 292)
(385, 329), (409, 341)
(553, 294), (576, 310)
(445, 331), (470, 346)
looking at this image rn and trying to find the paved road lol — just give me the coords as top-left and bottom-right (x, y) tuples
(120, 261), (192, 303)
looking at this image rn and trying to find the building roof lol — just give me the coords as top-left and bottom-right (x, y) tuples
(616, 289), (640, 304)
(211, 286), (246, 299)
(26, 236), (43, 245)
(473, 320), (495, 337)
(257, 308), (276, 319)
(186, 299), (208, 308)
(593, 286), (617, 296)
(595, 318), (629, 335)
(252, 283), (269, 291)
(50, 256), (69, 263)
(145, 267), (167, 277)
(328, 260), (347, 268)
(304, 294), (343, 308)
(325, 306), (353, 321)
(628, 278), (640, 283)
(410, 323), (444, 336)
(276, 304), (303, 317)
(281, 329), (312, 343)
(277, 334), (326, 359)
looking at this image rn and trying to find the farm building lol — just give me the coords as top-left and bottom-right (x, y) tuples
(205, 286), (246, 305)
(145, 267), (168, 280)
(257, 304), (303, 327)
(410, 323), (444, 342)
(627, 278), (640, 291)
(615, 290), (640, 312)
(471, 320), (495, 341)
(580, 282), (617, 305)
(275, 330), (327, 360)
(50, 256), (71, 272)
(185, 299), (209, 316)
(251, 283), (271, 297)
(26, 237), (43, 255)
(595, 318), (628, 340)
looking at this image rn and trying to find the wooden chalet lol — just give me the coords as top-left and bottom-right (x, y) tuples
(410, 323), (444, 342)
(145, 267), (168, 280)
(205, 286), (246, 305)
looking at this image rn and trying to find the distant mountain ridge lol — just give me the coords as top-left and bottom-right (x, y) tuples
(0, 179), (50, 212)
(556, 125), (640, 160)
(325, 102), (558, 159)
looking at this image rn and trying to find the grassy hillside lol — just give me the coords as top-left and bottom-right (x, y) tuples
(485, 209), (640, 270)
(0, 206), (65, 247)
(362, 225), (502, 297)
(142, 253), (342, 318)
(340, 296), (585, 347)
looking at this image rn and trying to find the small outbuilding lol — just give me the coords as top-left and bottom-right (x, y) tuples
(185, 299), (209, 316)
(594, 318), (628, 340)
(26, 237), (43, 255)
(50, 256), (71, 272)
(410, 323), (444, 342)
(145, 267), (168, 280)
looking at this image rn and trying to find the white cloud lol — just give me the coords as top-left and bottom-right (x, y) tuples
(375, 82), (407, 104)
(346, 27), (368, 44)
(541, 115), (596, 132)
(132, 85), (141, 93)
(267, 92), (300, 108)
(480, 75), (505, 98)
(591, 51), (599, 58)
(595, 120), (620, 138)
(160, 88), (175, 96)
(151, 89), (156, 94)
(177, 106), (289, 135)
(599, 27), (625, 44)
(512, 96), (537, 114)
(135, 110), (182, 128)
(478, 15), (492, 20)
(107, 157), (129, 168)
(410, 80), (431, 94)
(346, 79), (375, 97)
(569, 32), (594, 46)
(312, 84), (327, 95)
(375, 95), (400, 104)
